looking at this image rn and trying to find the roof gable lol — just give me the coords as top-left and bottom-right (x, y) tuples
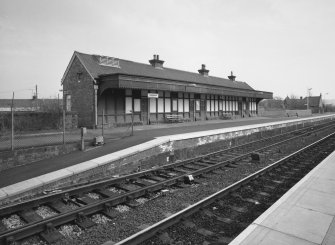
(61, 51), (96, 85)
(308, 96), (321, 107)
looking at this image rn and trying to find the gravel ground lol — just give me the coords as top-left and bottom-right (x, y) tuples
(54, 157), (272, 245)
(14, 130), (330, 244)
(55, 132), (325, 244)
(2, 214), (25, 229)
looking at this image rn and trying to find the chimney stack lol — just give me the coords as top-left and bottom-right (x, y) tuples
(228, 71), (236, 81)
(198, 64), (209, 76)
(149, 54), (164, 69)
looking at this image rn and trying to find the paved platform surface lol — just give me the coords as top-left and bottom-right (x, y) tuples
(1, 116), (295, 188)
(230, 150), (335, 245)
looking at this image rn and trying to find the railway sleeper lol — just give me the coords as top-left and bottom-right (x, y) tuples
(39, 223), (63, 244)
(19, 209), (43, 223)
(95, 189), (121, 199)
(0, 222), (7, 233)
(49, 201), (74, 213)
(117, 183), (140, 192)
(225, 163), (238, 169)
(75, 212), (96, 229)
(145, 175), (168, 182)
(184, 164), (203, 171)
(102, 203), (119, 219)
(199, 159), (219, 165)
(191, 162), (211, 168)
(76, 196), (99, 205)
(126, 198), (141, 208)
(131, 178), (155, 187)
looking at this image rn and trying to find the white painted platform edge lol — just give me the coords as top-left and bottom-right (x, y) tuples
(36, 169), (73, 185)
(65, 160), (99, 175)
(0, 114), (333, 202)
(157, 114), (335, 142)
(229, 150), (335, 245)
(0, 189), (7, 199)
(1, 178), (44, 197)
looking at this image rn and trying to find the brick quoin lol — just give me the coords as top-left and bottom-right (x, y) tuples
(63, 56), (95, 127)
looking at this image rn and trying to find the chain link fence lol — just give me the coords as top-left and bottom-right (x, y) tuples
(0, 110), (137, 152)
(0, 110), (81, 151)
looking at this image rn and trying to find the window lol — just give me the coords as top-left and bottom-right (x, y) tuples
(172, 98), (178, 112)
(178, 99), (184, 112)
(206, 99), (210, 112)
(134, 99), (141, 112)
(165, 98), (171, 112)
(125, 97), (132, 114)
(158, 98), (164, 113)
(195, 99), (200, 111)
(184, 99), (189, 112)
(66, 95), (71, 111)
(150, 98), (157, 113)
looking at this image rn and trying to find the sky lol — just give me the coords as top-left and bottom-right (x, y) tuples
(0, 0), (334, 101)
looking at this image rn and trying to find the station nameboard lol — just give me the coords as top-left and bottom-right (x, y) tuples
(148, 93), (159, 98)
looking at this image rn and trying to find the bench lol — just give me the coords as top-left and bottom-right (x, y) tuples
(220, 113), (233, 120)
(165, 114), (184, 123)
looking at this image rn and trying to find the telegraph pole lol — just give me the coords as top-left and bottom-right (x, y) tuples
(11, 92), (14, 150)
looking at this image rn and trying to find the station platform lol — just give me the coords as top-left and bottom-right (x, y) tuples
(230, 150), (335, 245)
(0, 114), (334, 204)
(0, 116), (293, 188)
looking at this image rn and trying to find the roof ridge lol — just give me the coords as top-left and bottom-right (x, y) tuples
(80, 51), (247, 83)
(74, 51), (256, 91)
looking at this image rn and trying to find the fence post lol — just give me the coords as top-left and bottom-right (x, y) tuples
(11, 107), (14, 151)
(63, 109), (66, 146)
(11, 92), (14, 151)
(101, 108), (104, 138)
(131, 110), (134, 136)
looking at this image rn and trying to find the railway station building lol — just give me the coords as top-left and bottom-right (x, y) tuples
(61, 51), (273, 128)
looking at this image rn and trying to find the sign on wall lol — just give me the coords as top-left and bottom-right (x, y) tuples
(148, 93), (159, 98)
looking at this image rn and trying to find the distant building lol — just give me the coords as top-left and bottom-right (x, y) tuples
(0, 99), (61, 112)
(284, 94), (323, 113)
(61, 51), (273, 127)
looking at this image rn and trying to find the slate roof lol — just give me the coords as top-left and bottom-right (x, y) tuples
(74, 51), (256, 91)
(308, 96), (321, 107)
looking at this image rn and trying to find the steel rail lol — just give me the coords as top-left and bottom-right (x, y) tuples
(114, 131), (335, 245)
(1, 120), (332, 216)
(0, 121), (334, 243)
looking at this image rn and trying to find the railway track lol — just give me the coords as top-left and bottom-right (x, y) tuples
(119, 130), (335, 245)
(0, 121), (334, 244)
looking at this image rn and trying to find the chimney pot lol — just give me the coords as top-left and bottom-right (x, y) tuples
(149, 54), (164, 68)
(198, 64), (209, 76)
(228, 71), (236, 81)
